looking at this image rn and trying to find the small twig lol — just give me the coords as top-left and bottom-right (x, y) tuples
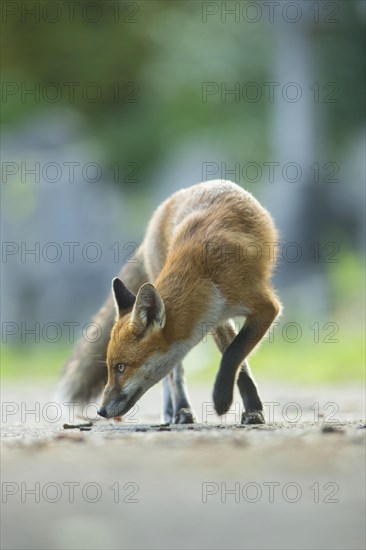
(63, 422), (93, 429)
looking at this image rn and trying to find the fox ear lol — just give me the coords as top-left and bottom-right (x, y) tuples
(130, 283), (166, 334)
(112, 278), (136, 318)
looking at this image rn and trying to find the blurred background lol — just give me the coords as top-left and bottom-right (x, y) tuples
(1, 0), (365, 386)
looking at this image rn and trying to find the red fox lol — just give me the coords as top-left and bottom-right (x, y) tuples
(59, 180), (281, 424)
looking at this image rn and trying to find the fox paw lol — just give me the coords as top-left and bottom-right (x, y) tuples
(241, 411), (265, 425)
(175, 408), (196, 424)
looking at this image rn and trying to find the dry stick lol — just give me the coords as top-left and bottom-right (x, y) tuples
(63, 422), (93, 429)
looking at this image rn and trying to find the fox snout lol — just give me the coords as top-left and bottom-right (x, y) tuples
(98, 387), (144, 419)
(97, 406), (108, 418)
(97, 387), (126, 418)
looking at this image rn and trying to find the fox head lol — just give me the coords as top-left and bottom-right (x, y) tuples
(97, 278), (172, 418)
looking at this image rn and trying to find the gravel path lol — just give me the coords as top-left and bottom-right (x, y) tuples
(1, 381), (365, 550)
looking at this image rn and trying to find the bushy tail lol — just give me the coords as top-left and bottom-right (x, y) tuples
(56, 297), (114, 405)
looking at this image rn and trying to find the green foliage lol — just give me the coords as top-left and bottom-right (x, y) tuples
(2, 1), (364, 180)
(1, 345), (71, 379)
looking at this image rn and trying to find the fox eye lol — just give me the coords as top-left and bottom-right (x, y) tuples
(116, 363), (126, 374)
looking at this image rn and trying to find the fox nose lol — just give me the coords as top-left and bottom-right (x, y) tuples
(97, 406), (107, 417)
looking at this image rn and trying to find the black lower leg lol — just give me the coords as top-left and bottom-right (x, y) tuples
(237, 363), (265, 424)
(212, 298), (278, 423)
(213, 322), (259, 415)
(237, 363), (263, 412)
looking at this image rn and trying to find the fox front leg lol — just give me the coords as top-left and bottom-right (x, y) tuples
(162, 376), (174, 423)
(162, 363), (196, 424)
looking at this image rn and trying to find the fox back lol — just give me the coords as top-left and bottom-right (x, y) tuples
(144, 180), (278, 308)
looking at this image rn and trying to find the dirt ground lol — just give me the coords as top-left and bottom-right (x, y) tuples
(1, 380), (365, 550)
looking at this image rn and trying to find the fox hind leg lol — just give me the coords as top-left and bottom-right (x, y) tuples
(213, 290), (280, 424)
(213, 320), (264, 423)
(237, 364), (265, 425)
